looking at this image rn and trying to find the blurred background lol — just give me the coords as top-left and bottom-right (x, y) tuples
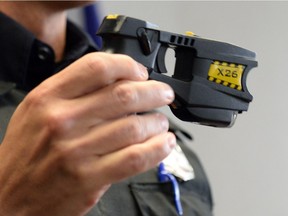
(68, 1), (288, 216)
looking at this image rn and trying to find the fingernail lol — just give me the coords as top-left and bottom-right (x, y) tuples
(156, 113), (169, 131)
(167, 133), (176, 149)
(164, 89), (175, 101)
(137, 63), (148, 79)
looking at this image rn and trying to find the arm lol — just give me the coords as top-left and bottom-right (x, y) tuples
(0, 52), (176, 216)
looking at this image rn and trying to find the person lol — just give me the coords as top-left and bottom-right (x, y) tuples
(0, 2), (213, 216)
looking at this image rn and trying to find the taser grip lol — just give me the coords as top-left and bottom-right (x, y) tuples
(97, 15), (258, 127)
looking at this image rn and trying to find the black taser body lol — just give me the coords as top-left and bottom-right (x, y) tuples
(97, 15), (258, 127)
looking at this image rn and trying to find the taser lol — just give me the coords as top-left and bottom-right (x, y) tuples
(97, 15), (258, 127)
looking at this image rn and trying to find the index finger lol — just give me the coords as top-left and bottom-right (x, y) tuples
(42, 52), (148, 99)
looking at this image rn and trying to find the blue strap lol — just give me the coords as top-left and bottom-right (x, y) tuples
(158, 162), (183, 215)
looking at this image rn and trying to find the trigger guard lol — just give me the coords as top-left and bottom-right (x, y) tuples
(156, 46), (168, 74)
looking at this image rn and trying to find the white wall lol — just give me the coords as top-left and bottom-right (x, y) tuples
(69, 2), (288, 216)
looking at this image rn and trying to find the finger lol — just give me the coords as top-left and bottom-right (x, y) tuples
(66, 80), (174, 125)
(90, 132), (176, 185)
(41, 53), (148, 99)
(68, 113), (170, 155)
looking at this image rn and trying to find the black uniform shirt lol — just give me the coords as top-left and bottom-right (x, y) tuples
(0, 12), (96, 91)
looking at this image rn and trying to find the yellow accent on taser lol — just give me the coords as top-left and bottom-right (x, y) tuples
(185, 31), (195, 36)
(208, 61), (245, 91)
(107, 14), (119, 19)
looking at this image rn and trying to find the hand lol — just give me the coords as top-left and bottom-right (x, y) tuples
(0, 53), (176, 216)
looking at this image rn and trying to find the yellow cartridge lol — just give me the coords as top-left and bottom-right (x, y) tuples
(208, 61), (245, 91)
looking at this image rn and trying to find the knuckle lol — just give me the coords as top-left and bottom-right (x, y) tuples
(53, 145), (87, 181)
(44, 108), (73, 135)
(69, 165), (88, 183)
(25, 88), (49, 108)
(126, 149), (147, 173)
(118, 54), (137, 69)
(112, 83), (138, 107)
(85, 54), (109, 78)
(25, 90), (74, 135)
(125, 116), (145, 142)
